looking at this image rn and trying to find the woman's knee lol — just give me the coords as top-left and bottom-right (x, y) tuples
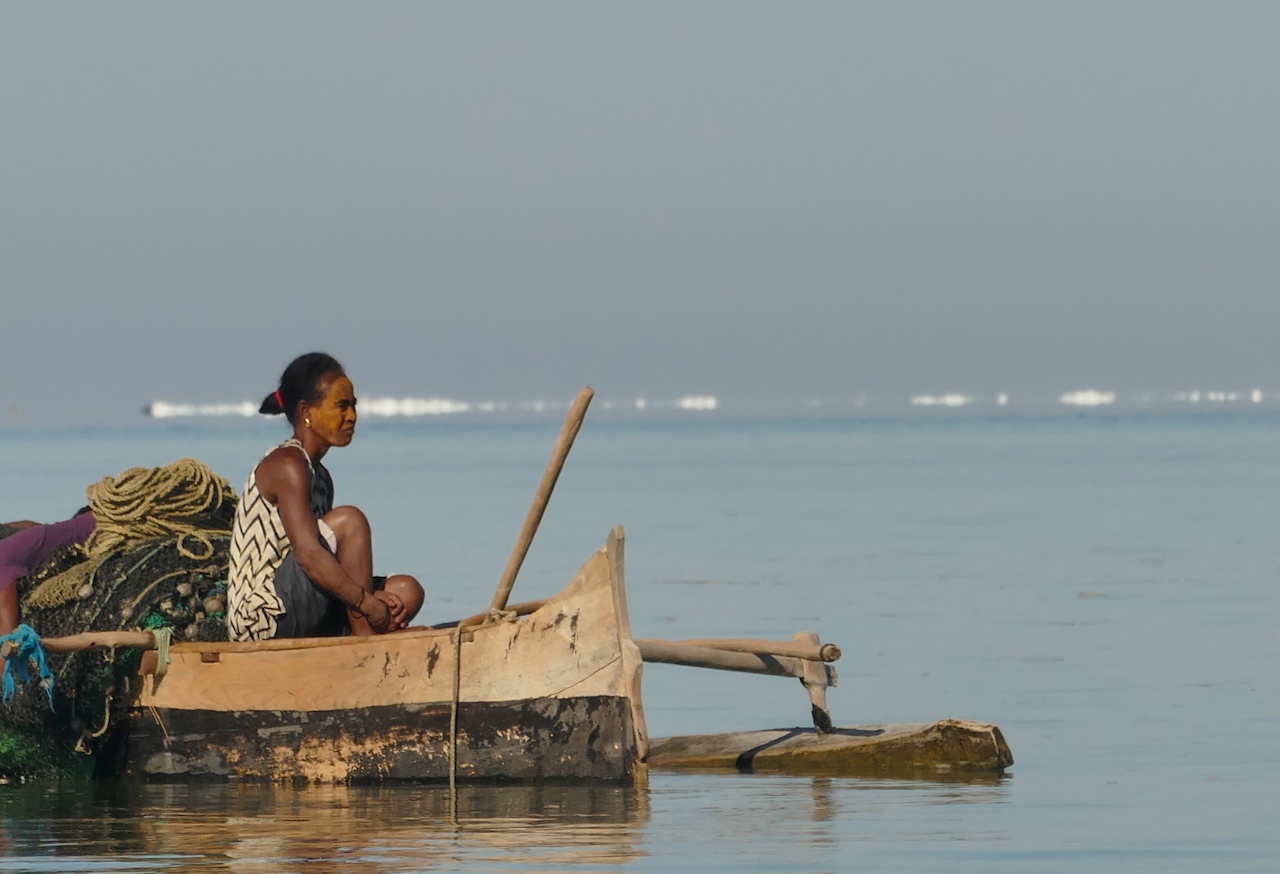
(322, 505), (369, 540)
(385, 574), (424, 620)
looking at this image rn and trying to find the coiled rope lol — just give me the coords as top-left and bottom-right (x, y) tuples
(84, 458), (235, 561)
(26, 459), (237, 610)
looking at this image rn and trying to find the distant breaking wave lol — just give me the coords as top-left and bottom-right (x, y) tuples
(146, 395), (722, 419)
(145, 387), (1280, 419)
(1059, 390), (1116, 407)
(146, 401), (259, 418)
(910, 393), (974, 407)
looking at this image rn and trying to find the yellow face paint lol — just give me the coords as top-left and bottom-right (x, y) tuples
(307, 375), (358, 447)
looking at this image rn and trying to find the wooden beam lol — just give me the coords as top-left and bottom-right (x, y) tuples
(663, 637), (840, 662)
(636, 640), (808, 679)
(1, 629), (157, 657)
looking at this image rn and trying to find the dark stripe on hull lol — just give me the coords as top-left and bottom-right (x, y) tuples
(124, 695), (639, 783)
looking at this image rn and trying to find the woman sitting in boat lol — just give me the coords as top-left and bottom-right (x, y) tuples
(227, 352), (424, 641)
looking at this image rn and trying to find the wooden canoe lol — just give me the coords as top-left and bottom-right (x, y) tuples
(120, 526), (650, 783)
(14, 525), (1013, 783)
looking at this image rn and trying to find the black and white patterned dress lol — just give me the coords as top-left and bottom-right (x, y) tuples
(227, 438), (333, 641)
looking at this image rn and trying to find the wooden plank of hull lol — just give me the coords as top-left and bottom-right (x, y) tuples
(140, 549), (624, 712)
(124, 695), (639, 783)
(124, 527), (650, 783)
(647, 720), (1013, 776)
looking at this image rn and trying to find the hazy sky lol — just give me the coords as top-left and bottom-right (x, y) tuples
(3, 2), (1278, 425)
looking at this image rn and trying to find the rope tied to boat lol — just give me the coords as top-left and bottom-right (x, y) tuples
(448, 626), (463, 809)
(0, 625), (55, 710)
(151, 627), (174, 681)
(481, 607), (517, 625)
(26, 459), (237, 610)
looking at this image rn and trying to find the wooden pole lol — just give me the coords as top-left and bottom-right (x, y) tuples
(663, 637), (840, 662)
(1, 630), (157, 659)
(489, 387), (594, 612)
(794, 631), (835, 733)
(636, 640), (809, 679)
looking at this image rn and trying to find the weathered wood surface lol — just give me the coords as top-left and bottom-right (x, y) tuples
(127, 695), (639, 782)
(636, 640), (837, 684)
(2, 629), (157, 657)
(648, 720), (1013, 775)
(139, 538), (632, 712)
(120, 527), (650, 784)
(637, 633), (839, 732)
(644, 637), (840, 662)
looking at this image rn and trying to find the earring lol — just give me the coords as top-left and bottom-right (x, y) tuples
(305, 417), (312, 427)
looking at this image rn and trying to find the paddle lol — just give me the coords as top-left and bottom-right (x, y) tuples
(488, 386), (594, 613)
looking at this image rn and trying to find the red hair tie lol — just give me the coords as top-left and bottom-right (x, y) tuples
(274, 389), (285, 409)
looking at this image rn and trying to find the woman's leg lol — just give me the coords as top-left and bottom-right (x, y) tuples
(321, 505), (379, 635)
(321, 506), (424, 633)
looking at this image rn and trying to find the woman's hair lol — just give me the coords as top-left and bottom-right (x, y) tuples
(259, 352), (346, 424)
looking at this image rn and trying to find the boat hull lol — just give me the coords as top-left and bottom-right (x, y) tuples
(127, 695), (639, 782)
(121, 527), (649, 783)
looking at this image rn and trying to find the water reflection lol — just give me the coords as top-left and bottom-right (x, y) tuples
(0, 772), (1012, 872)
(0, 782), (650, 872)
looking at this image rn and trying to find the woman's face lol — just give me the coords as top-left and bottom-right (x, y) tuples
(306, 373), (358, 447)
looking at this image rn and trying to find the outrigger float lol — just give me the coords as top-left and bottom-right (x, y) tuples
(1, 390), (1012, 783)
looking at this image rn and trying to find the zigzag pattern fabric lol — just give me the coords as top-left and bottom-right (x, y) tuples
(227, 438), (333, 641)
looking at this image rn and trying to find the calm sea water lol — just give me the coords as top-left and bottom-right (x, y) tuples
(1, 413), (1277, 872)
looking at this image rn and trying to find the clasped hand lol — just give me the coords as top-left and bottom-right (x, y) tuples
(358, 590), (409, 633)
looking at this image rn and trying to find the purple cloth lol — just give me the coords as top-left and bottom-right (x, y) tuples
(0, 513), (96, 592)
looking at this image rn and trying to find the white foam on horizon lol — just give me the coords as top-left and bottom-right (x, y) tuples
(363, 397), (472, 416)
(144, 387), (1280, 419)
(1171, 390), (1243, 403)
(145, 394), (722, 418)
(911, 393), (973, 407)
(1060, 390), (1116, 407)
(147, 401), (258, 419)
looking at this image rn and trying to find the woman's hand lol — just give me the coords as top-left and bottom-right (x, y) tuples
(355, 589), (392, 633)
(376, 590), (409, 631)
(356, 589), (407, 633)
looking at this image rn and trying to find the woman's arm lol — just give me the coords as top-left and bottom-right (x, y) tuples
(254, 449), (391, 632)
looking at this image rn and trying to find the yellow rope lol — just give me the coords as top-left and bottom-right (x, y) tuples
(84, 457), (236, 562)
(25, 556), (106, 611)
(24, 458), (236, 610)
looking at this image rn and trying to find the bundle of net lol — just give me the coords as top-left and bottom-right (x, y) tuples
(1, 458), (237, 778)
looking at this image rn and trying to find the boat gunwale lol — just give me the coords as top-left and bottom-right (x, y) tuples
(167, 623), (461, 654)
(164, 571), (604, 655)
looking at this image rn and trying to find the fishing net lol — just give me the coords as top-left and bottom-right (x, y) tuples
(0, 459), (237, 779)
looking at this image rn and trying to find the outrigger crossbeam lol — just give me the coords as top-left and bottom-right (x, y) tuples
(636, 632), (840, 732)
